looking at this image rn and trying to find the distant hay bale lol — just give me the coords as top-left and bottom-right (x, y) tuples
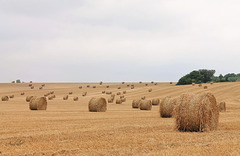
(82, 92), (87, 96)
(30, 86), (34, 89)
(170, 82), (173, 84)
(131, 86), (134, 89)
(198, 84), (202, 87)
(29, 97), (47, 110)
(42, 84), (45, 87)
(93, 86), (96, 88)
(63, 95), (68, 100)
(2, 96), (9, 101)
(108, 97), (114, 103)
(122, 82), (125, 84)
(106, 91), (112, 95)
(11, 81), (15, 83)
(106, 86), (109, 88)
(210, 82), (214, 85)
(160, 96), (177, 118)
(152, 98), (160, 105)
(204, 86), (208, 89)
(30, 81), (33, 83)
(120, 95), (124, 99)
(118, 87), (121, 89)
(26, 96), (35, 102)
(21, 92), (25, 95)
(88, 97), (107, 112)
(116, 99), (122, 104)
(29, 84), (32, 87)
(123, 91), (126, 94)
(174, 93), (219, 132)
(132, 99), (141, 108)
(117, 92), (121, 95)
(44, 93), (49, 97)
(192, 83), (195, 86)
(121, 98), (126, 102)
(79, 86), (82, 89)
(69, 92), (73, 95)
(148, 88), (152, 92)
(50, 91), (54, 94)
(48, 96), (53, 100)
(145, 84), (148, 86)
(154, 83), (158, 85)
(139, 100), (152, 110)
(87, 85), (90, 88)
(218, 102), (226, 112)
(73, 97), (79, 101)
(102, 91), (105, 94)
(9, 95), (14, 99)
(39, 87), (43, 90)
(141, 96), (146, 100)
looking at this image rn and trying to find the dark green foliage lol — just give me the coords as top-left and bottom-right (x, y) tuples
(16, 79), (21, 83)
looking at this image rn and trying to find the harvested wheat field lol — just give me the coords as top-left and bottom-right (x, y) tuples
(0, 82), (240, 155)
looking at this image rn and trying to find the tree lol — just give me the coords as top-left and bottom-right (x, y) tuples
(199, 69), (215, 83)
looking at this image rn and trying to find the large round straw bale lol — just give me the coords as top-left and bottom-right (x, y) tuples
(88, 97), (107, 112)
(160, 96), (177, 118)
(152, 98), (160, 105)
(63, 95), (68, 100)
(123, 91), (126, 94)
(139, 100), (152, 110)
(121, 98), (126, 102)
(2, 96), (9, 101)
(21, 92), (25, 95)
(116, 99), (122, 104)
(108, 98), (114, 103)
(69, 92), (73, 95)
(132, 99), (141, 108)
(26, 96), (35, 102)
(29, 97), (47, 110)
(204, 86), (208, 89)
(148, 88), (152, 92)
(218, 102), (226, 112)
(82, 92), (87, 96)
(9, 95), (14, 98)
(73, 97), (79, 101)
(174, 93), (219, 132)
(30, 86), (34, 89)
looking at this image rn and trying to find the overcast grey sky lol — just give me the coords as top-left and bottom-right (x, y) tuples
(0, 0), (239, 82)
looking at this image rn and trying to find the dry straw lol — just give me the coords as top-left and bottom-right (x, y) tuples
(118, 87), (121, 89)
(82, 92), (87, 96)
(88, 97), (107, 112)
(204, 86), (208, 89)
(9, 95), (14, 98)
(132, 99), (141, 108)
(29, 97), (47, 110)
(69, 92), (73, 95)
(174, 93), (219, 132)
(148, 89), (152, 92)
(121, 98), (126, 102)
(123, 91), (126, 94)
(152, 98), (160, 105)
(140, 100), (152, 110)
(79, 86), (82, 89)
(102, 91), (106, 94)
(30, 86), (34, 89)
(63, 95), (68, 100)
(116, 99), (122, 104)
(21, 92), (25, 95)
(73, 97), (79, 101)
(218, 102), (226, 112)
(2, 96), (9, 101)
(120, 95), (124, 98)
(160, 96), (177, 118)
(117, 92), (121, 95)
(108, 97), (114, 103)
(26, 96), (35, 102)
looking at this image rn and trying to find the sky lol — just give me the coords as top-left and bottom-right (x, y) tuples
(0, 0), (240, 83)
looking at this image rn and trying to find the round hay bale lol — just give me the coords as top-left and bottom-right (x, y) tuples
(9, 95), (14, 99)
(148, 89), (152, 92)
(198, 84), (202, 87)
(122, 82), (125, 84)
(145, 84), (148, 86)
(132, 99), (141, 108)
(39, 86), (43, 90)
(170, 82), (173, 84)
(120, 95), (124, 99)
(88, 97), (107, 112)
(204, 86), (208, 89)
(102, 91), (106, 94)
(121, 98), (126, 102)
(210, 82), (214, 85)
(11, 81), (15, 83)
(118, 87), (121, 89)
(30, 81), (33, 83)
(21, 92), (25, 95)
(69, 92), (73, 95)
(87, 85), (90, 88)
(73, 97), (79, 101)
(48, 96), (53, 100)
(26, 96), (35, 102)
(174, 93), (219, 132)
(93, 86), (96, 88)
(218, 102), (226, 112)
(30, 86), (34, 89)
(82, 92), (87, 96)
(108, 98), (114, 103)
(106, 86), (109, 88)
(50, 91), (54, 94)
(141, 96), (146, 100)
(117, 92), (121, 95)
(106, 91), (112, 95)
(2, 96), (9, 101)
(160, 96), (177, 118)
(123, 91), (126, 94)
(42, 84), (45, 87)
(63, 95), (68, 100)
(29, 97), (47, 110)
(152, 98), (160, 105)
(79, 86), (82, 89)
(131, 86), (134, 89)
(192, 83), (195, 86)
(139, 100), (152, 110)
(29, 84), (32, 87)
(116, 99), (122, 104)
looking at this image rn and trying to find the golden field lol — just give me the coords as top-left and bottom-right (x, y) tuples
(0, 82), (240, 156)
